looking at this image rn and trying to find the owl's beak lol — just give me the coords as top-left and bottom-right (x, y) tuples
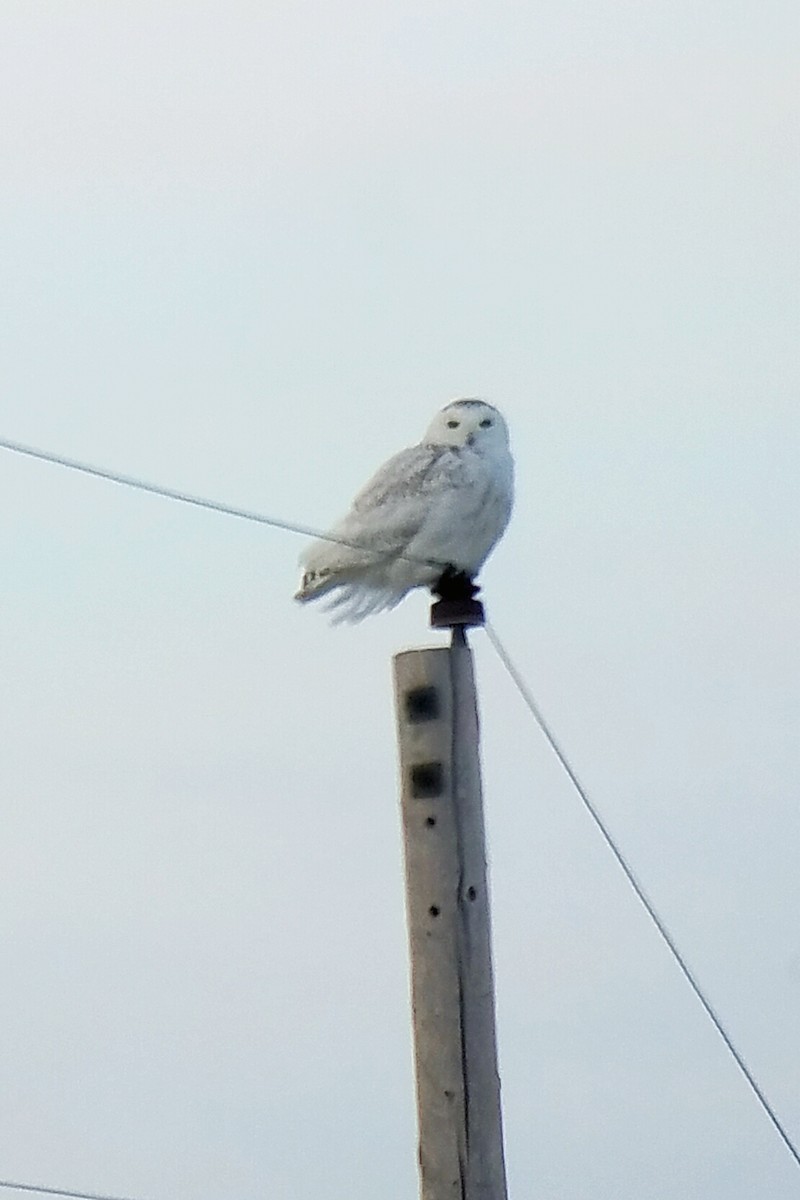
(466, 433), (476, 447)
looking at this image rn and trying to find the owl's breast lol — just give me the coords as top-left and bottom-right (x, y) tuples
(435, 446), (514, 572)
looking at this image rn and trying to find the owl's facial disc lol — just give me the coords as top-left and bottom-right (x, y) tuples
(425, 398), (509, 450)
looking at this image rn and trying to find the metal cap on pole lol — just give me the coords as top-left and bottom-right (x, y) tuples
(429, 567), (486, 631)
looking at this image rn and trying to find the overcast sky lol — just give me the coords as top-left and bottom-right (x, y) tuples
(1, 2), (798, 1198)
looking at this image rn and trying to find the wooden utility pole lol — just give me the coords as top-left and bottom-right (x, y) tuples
(393, 593), (507, 1200)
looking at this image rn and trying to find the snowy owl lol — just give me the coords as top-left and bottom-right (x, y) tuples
(294, 398), (514, 622)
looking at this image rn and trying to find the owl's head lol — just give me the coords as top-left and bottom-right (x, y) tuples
(424, 398), (510, 452)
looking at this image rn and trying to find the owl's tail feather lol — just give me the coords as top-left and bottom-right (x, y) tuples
(293, 564), (342, 604)
(294, 533), (413, 621)
(294, 565), (408, 623)
(323, 582), (408, 624)
(293, 535), (376, 604)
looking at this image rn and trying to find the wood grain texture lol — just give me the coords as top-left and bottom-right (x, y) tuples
(394, 631), (507, 1200)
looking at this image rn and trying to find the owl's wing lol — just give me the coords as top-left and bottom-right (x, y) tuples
(350, 443), (451, 513)
(297, 443), (458, 589)
(332, 443), (457, 561)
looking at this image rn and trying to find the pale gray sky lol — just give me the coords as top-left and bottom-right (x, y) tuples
(1, 2), (798, 1198)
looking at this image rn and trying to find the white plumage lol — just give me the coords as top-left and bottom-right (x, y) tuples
(294, 398), (514, 622)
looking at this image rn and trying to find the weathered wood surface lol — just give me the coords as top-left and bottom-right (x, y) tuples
(393, 629), (507, 1200)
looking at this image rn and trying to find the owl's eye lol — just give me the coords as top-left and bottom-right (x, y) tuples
(479, 418), (493, 428)
(446, 419), (460, 428)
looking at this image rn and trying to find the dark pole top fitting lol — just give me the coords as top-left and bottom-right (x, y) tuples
(429, 567), (486, 630)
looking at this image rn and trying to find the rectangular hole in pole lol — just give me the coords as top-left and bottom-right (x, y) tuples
(405, 686), (440, 724)
(410, 762), (444, 798)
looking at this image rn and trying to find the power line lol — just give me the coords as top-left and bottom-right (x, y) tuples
(0, 1179), (146, 1200)
(0, 436), (441, 569)
(484, 620), (800, 1173)
(0, 435), (347, 544)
